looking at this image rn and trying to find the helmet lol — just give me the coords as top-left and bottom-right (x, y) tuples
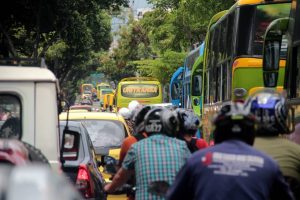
(175, 109), (200, 136)
(118, 107), (132, 120)
(245, 89), (289, 135)
(213, 102), (256, 145)
(144, 108), (178, 137)
(132, 105), (152, 134)
(128, 100), (141, 112)
(0, 139), (29, 165)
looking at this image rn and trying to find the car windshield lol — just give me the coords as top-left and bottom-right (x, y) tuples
(81, 120), (125, 148)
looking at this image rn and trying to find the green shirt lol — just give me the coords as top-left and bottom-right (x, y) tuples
(254, 136), (300, 181)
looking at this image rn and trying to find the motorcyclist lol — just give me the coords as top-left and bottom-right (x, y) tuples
(246, 89), (300, 199)
(175, 108), (208, 153)
(167, 102), (294, 200)
(118, 105), (152, 200)
(118, 105), (152, 167)
(118, 107), (134, 135)
(105, 107), (190, 200)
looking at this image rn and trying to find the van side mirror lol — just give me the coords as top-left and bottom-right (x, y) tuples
(262, 18), (289, 87)
(60, 129), (80, 163)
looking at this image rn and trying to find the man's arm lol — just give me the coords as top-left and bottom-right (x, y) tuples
(105, 144), (137, 193)
(270, 167), (295, 200)
(104, 168), (134, 193)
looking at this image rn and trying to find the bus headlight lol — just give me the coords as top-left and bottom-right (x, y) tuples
(233, 88), (247, 98)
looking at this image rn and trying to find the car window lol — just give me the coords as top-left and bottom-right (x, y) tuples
(82, 120), (125, 148)
(0, 94), (22, 139)
(83, 126), (97, 160)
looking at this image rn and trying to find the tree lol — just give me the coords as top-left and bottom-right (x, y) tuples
(0, 0), (129, 102)
(134, 50), (186, 85)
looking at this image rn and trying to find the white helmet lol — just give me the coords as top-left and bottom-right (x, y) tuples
(128, 100), (141, 112)
(118, 107), (132, 120)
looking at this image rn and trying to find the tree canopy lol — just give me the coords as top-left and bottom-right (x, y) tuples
(0, 0), (128, 102)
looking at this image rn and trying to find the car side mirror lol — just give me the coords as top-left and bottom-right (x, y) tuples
(60, 129), (80, 164)
(262, 17), (289, 87)
(101, 155), (118, 175)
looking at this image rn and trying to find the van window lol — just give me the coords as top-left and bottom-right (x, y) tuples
(0, 95), (22, 139)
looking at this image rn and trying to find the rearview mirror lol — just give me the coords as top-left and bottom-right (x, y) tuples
(60, 129), (80, 163)
(262, 17), (289, 87)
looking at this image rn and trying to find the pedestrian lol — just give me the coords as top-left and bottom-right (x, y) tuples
(104, 107), (191, 200)
(167, 102), (294, 200)
(175, 108), (208, 153)
(246, 89), (300, 199)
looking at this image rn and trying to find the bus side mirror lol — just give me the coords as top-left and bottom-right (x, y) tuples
(262, 18), (289, 87)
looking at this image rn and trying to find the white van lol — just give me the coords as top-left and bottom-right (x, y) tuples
(0, 66), (61, 171)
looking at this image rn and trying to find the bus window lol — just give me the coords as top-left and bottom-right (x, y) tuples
(171, 82), (181, 100)
(253, 3), (291, 55)
(121, 84), (159, 98)
(192, 75), (202, 97)
(296, 48), (300, 97)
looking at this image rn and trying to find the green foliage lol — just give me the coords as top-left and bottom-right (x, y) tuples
(134, 50), (186, 85)
(0, 0), (128, 102)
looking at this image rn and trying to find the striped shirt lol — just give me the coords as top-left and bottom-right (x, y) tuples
(122, 134), (191, 200)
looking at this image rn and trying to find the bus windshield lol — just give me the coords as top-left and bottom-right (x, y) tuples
(101, 89), (114, 95)
(237, 3), (291, 56)
(253, 3), (291, 55)
(82, 84), (93, 94)
(121, 84), (159, 98)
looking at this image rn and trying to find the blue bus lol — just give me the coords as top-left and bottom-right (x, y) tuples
(182, 45), (202, 109)
(170, 67), (184, 107)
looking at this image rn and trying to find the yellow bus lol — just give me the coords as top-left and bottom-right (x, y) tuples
(201, 0), (291, 144)
(115, 77), (163, 110)
(96, 83), (110, 99)
(80, 83), (94, 99)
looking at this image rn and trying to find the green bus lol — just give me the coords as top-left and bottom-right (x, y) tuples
(191, 10), (227, 119)
(201, 0), (291, 144)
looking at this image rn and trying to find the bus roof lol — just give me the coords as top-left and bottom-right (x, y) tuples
(120, 77), (159, 82)
(237, 0), (290, 6)
(97, 83), (110, 86)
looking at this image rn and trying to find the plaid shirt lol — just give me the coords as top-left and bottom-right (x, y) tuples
(122, 134), (191, 200)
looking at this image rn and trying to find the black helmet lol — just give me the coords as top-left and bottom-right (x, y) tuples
(175, 108), (200, 137)
(245, 89), (289, 135)
(144, 108), (178, 137)
(213, 102), (256, 145)
(132, 105), (152, 134)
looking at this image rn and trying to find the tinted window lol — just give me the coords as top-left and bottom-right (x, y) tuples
(192, 75), (202, 96)
(101, 90), (114, 95)
(82, 120), (126, 148)
(296, 47), (300, 98)
(121, 84), (159, 98)
(171, 82), (182, 100)
(252, 3), (291, 55)
(0, 95), (21, 139)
